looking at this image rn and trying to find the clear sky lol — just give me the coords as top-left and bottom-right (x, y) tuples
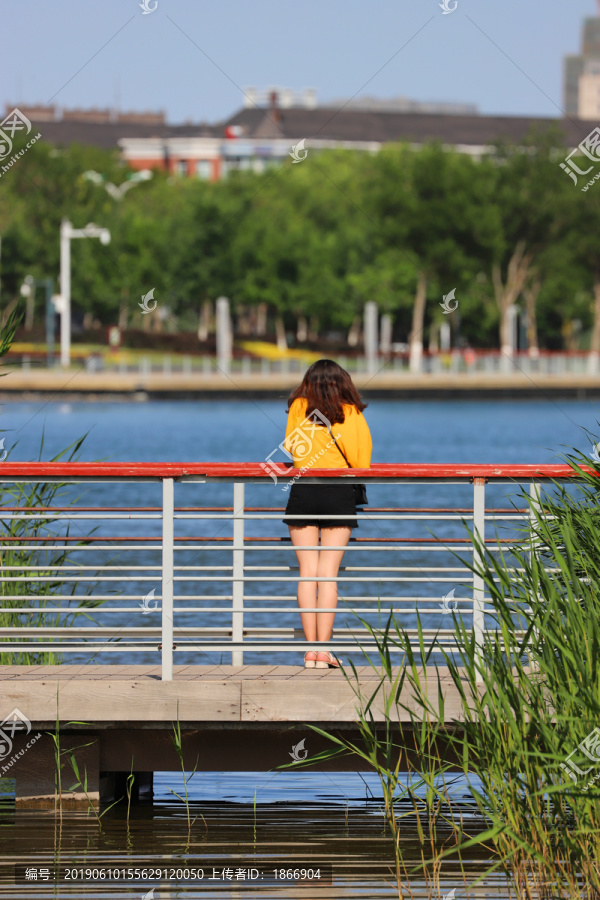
(1, 0), (597, 124)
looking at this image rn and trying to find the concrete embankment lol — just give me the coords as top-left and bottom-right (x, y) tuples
(1, 369), (600, 400)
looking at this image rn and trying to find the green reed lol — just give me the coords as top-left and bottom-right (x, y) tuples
(0, 434), (105, 665)
(441, 450), (600, 899)
(287, 447), (600, 899)
(169, 701), (199, 839)
(0, 307), (104, 665)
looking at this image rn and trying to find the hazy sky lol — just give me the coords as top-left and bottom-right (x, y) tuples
(1, 0), (597, 124)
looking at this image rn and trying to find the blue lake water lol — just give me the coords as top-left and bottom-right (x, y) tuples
(0, 397), (598, 897)
(2, 397), (598, 666)
(4, 396), (599, 464)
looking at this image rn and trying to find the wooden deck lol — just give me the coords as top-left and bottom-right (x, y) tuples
(0, 664), (466, 726)
(0, 665), (467, 805)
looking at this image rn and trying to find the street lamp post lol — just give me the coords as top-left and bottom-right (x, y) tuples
(20, 275), (55, 365)
(82, 169), (153, 200)
(59, 220), (110, 368)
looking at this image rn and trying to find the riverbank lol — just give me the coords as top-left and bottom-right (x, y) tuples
(1, 368), (600, 400)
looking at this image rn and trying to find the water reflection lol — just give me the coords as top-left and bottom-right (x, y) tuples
(1, 771), (508, 898)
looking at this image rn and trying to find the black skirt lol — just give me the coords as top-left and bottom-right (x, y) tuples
(283, 483), (358, 529)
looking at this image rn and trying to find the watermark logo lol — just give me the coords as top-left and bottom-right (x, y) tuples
(139, 589), (158, 615)
(590, 442), (600, 463)
(261, 450), (295, 485)
(139, 0), (158, 13)
(439, 0), (458, 13)
(560, 726), (600, 788)
(0, 108), (32, 161)
(439, 589), (458, 614)
(289, 738), (308, 761)
(261, 409), (332, 485)
(139, 288), (157, 314)
(0, 438), (7, 462)
(440, 288), (458, 314)
(560, 125), (600, 191)
(0, 108), (40, 179)
(289, 138), (308, 164)
(0, 709), (32, 760)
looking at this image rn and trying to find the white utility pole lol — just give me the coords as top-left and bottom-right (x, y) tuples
(59, 220), (110, 368)
(216, 296), (232, 375)
(379, 313), (392, 355)
(364, 301), (378, 374)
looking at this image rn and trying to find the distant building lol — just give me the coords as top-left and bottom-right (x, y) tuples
(564, 3), (600, 118)
(5, 103), (168, 126)
(118, 90), (592, 181)
(3, 102), (216, 158)
(5, 93), (595, 182)
(326, 94), (479, 116)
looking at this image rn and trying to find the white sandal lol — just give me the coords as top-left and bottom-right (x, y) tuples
(304, 650), (317, 668)
(315, 650), (341, 669)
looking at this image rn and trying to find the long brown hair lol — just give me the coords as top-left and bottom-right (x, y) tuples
(286, 359), (367, 425)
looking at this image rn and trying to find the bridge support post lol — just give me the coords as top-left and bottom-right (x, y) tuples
(472, 476), (486, 680)
(12, 733), (100, 808)
(161, 477), (175, 681)
(103, 770), (154, 804)
(232, 482), (245, 665)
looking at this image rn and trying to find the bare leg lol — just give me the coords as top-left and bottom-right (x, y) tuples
(316, 527), (351, 643)
(289, 525), (319, 642)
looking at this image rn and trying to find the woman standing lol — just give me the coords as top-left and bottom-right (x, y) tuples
(282, 359), (372, 669)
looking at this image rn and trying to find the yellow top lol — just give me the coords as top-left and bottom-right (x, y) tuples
(284, 397), (372, 470)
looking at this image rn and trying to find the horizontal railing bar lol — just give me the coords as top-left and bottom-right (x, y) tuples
(0, 505), (528, 513)
(0, 565), (231, 572)
(0, 646), (162, 652)
(0, 599), (496, 608)
(0, 608), (481, 618)
(1, 514), (162, 520)
(0, 644), (417, 653)
(0, 564), (471, 574)
(0, 512), (525, 521)
(2, 572), (490, 582)
(1, 535), (517, 553)
(243, 565), (469, 573)
(0, 575), (491, 583)
(2, 624), (478, 646)
(3, 624), (449, 637)
(0, 566), (522, 581)
(1, 577), (164, 582)
(0, 462), (586, 479)
(0, 595), (493, 605)
(0, 636), (495, 649)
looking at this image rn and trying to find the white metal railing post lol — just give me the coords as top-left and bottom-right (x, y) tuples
(161, 477), (175, 681)
(529, 479), (541, 546)
(232, 482), (245, 665)
(472, 476), (486, 677)
(528, 480), (542, 672)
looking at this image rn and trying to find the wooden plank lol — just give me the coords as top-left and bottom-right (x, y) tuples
(239, 666), (278, 678)
(0, 665), (472, 724)
(0, 680), (241, 723)
(240, 673), (466, 723)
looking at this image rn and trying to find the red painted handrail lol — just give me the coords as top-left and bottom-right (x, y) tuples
(0, 462), (593, 479)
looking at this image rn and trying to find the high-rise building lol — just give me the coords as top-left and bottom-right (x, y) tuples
(564, 2), (600, 118)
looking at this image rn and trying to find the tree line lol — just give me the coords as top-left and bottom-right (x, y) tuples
(0, 127), (599, 355)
